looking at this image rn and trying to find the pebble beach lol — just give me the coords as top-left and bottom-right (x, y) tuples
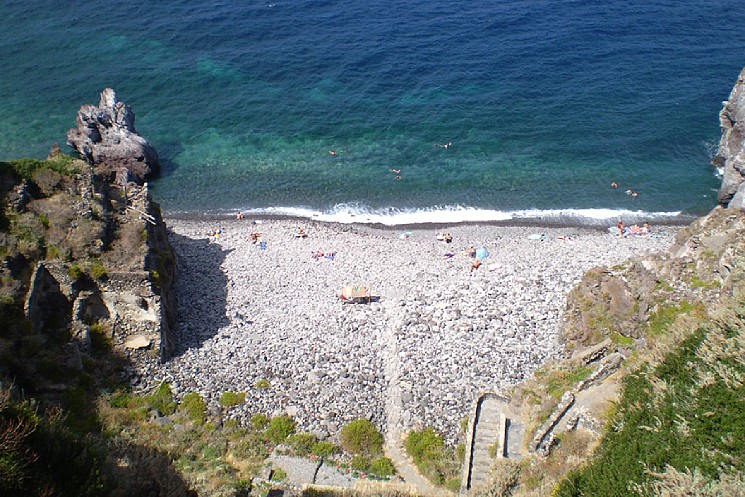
(152, 218), (678, 443)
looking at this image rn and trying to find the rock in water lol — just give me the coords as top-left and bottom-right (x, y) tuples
(67, 88), (159, 184)
(715, 67), (745, 209)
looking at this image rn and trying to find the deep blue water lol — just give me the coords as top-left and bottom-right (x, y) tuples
(1, 0), (744, 224)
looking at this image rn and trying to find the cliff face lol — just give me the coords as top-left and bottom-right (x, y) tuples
(715, 66), (745, 209)
(561, 206), (745, 348)
(1, 153), (175, 363)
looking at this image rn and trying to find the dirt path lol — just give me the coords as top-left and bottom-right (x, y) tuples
(380, 303), (448, 497)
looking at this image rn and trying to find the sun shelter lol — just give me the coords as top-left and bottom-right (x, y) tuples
(340, 285), (371, 303)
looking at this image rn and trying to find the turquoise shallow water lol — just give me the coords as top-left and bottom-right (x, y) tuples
(1, 0), (744, 224)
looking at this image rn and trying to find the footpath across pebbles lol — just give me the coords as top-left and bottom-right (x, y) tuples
(153, 218), (677, 443)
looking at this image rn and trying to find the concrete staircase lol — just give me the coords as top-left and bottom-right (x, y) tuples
(461, 394), (504, 492)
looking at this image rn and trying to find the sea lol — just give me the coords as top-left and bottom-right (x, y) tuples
(1, 0), (745, 226)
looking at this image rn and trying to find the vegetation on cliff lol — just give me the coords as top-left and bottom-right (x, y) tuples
(557, 296), (744, 496)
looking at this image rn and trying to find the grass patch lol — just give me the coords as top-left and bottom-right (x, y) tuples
(646, 301), (706, 337)
(610, 332), (634, 347)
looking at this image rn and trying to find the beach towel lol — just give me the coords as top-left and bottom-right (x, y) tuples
(259, 240), (267, 250)
(528, 233), (546, 240)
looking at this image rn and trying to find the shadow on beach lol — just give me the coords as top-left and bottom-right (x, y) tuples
(168, 231), (232, 357)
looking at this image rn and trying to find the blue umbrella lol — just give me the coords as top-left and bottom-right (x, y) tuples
(475, 247), (489, 259)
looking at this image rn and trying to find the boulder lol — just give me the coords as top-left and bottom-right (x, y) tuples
(715, 67), (745, 208)
(67, 88), (159, 184)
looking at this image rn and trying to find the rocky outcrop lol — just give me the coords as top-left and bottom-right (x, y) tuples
(561, 206), (745, 349)
(9, 152), (176, 362)
(67, 88), (159, 184)
(715, 67), (745, 209)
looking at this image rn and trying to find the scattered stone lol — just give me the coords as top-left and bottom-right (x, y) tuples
(125, 335), (151, 349)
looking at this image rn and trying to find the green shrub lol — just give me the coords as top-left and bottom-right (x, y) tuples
(288, 433), (317, 454)
(89, 322), (112, 352)
(145, 382), (177, 416)
(3, 155), (81, 179)
(445, 477), (462, 492)
(88, 262), (107, 280)
(351, 456), (370, 471)
(405, 427), (443, 463)
(339, 419), (384, 457)
(46, 244), (61, 260)
(180, 392), (207, 425)
(270, 467), (287, 482)
(67, 263), (83, 280)
(254, 379), (271, 389)
(404, 427), (461, 486)
(311, 441), (339, 459)
(250, 413), (269, 431)
(109, 392), (132, 409)
(369, 456), (396, 478)
(219, 391), (246, 408)
(265, 415), (296, 444)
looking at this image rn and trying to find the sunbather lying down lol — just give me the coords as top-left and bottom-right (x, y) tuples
(436, 232), (453, 243)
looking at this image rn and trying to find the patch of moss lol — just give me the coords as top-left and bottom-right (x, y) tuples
(610, 332), (634, 347)
(646, 301), (706, 337)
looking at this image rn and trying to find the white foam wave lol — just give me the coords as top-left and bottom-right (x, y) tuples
(237, 204), (686, 226)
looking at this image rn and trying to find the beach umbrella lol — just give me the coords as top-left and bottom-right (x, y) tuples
(475, 247), (489, 259)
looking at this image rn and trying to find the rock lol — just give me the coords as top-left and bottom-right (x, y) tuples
(715, 67), (745, 208)
(67, 88), (159, 184)
(125, 334), (151, 349)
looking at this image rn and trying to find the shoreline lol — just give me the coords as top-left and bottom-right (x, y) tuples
(162, 209), (696, 232)
(148, 216), (683, 444)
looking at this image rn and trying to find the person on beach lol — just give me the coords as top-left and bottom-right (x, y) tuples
(296, 227), (308, 238)
(236, 211), (244, 220)
(642, 222), (650, 234)
(435, 142), (452, 149)
(616, 219), (624, 237)
(436, 232), (453, 243)
(250, 232), (261, 244)
(611, 181), (618, 188)
(389, 169), (401, 174)
(329, 150), (337, 155)
(632, 191), (638, 199)
(466, 246), (476, 258)
(471, 259), (482, 272)
(625, 188), (633, 195)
